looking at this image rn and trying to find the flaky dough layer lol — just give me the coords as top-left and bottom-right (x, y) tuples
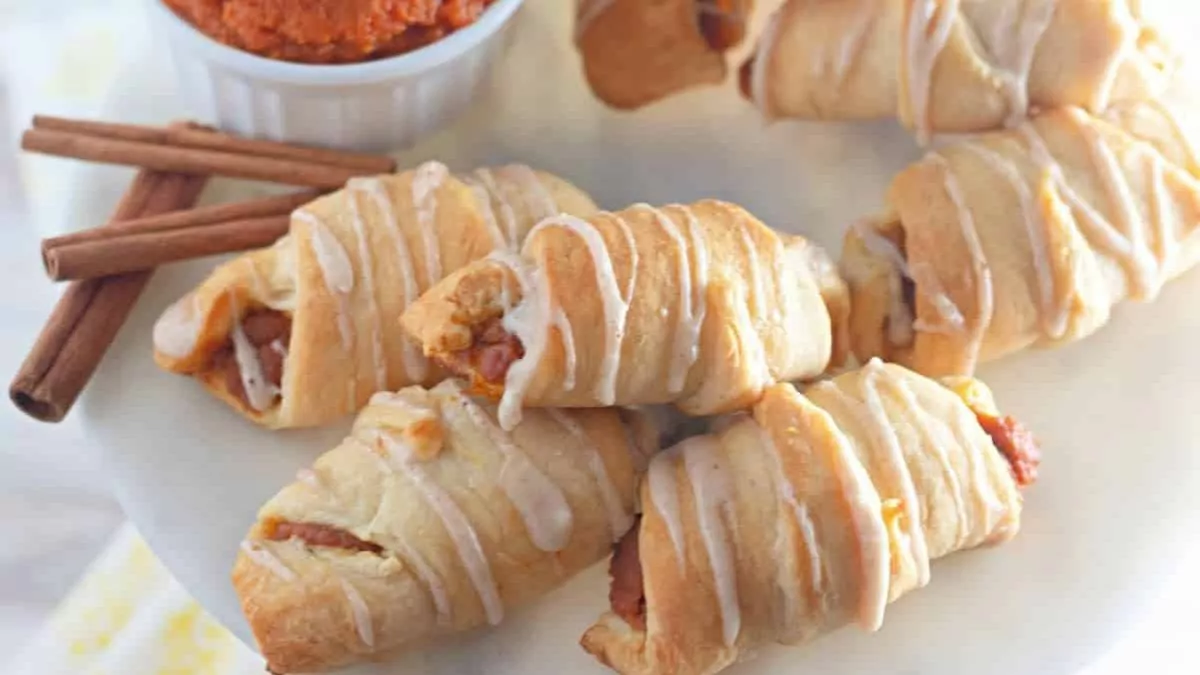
(153, 163), (597, 428)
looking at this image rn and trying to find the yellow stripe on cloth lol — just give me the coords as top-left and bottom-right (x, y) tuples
(10, 524), (264, 675)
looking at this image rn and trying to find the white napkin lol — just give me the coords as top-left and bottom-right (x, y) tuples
(8, 523), (265, 675)
(0, 0), (149, 236)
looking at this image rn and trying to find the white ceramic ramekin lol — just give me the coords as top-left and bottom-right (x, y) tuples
(145, 0), (524, 151)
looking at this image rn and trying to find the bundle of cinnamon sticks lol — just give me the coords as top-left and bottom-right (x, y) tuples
(12, 116), (398, 423)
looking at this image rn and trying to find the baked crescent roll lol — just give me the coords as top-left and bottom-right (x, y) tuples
(577, 0), (755, 109)
(400, 199), (850, 430)
(740, 0), (1178, 143)
(841, 103), (1200, 377)
(152, 162), (597, 429)
(233, 379), (661, 673)
(580, 360), (1039, 675)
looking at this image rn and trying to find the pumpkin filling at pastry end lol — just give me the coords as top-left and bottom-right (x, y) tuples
(263, 519), (383, 554)
(608, 517), (647, 631)
(208, 308), (292, 412)
(441, 316), (526, 388)
(973, 410), (1041, 488)
(698, 0), (746, 52)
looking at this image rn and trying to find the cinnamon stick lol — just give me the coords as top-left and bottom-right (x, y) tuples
(32, 116), (395, 173)
(11, 170), (209, 422)
(45, 215), (290, 281)
(41, 189), (317, 281)
(22, 128), (371, 189)
(42, 189), (320, 250)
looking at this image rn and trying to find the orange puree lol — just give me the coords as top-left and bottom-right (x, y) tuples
(163, 0), (495, 64)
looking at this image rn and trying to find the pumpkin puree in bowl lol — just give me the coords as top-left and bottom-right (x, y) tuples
(162, 0), (497, 64)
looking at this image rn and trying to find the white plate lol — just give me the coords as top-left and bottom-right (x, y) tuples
(77, 1), (1200, 673)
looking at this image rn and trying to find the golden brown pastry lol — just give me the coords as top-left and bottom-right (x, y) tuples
(233, 379), (662, 673)
(577, 0), (756, 109)
(152, 162), (597, 429)
(581, 360), (1039, 675)
(400, 199), (850, 429)
(841, 103), (1200, 377)
(741, 0), (1179, 143)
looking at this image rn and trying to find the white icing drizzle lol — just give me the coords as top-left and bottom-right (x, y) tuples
(462, 173), (509, 250)
(813, 0), (876, 85)
(339, 578), (375, 647)
(750, 8), (783, 117)
(368, 391), (438, 419)
(1018, 122), (1136, 260)
(1141, 98), (1199, 172)
(756, 424), (826, 619)
(524, 215), (631, 405)
(1023, 118), (1166, 303)
(375, 433), (504, 625)
(358, 178), (428, 383)
(985, 0), (1057, 128)
(716, 204), (770, 387)
(852, 220), (912, 278)
(636, 204), (700, 393)
(850, 220), (965, 341)
(346, 185), (387, 390)
(647, 448), (687, 569)
(1068, 110), (1160, 298)
(681, 435), (741, 647)
(395, 540), (452, 625)
(493, 251), (547, 431)
(846, 222), (918, 346)
(269, 339), (287, 359)
(770, 236), (796, 367)
(857, 361), (930, 586)
(683, 206), (711, 379)
(240, 540), (295, 581)
(1147, 153), (1178, 270)
(939, 396), (1007, 532)
(474, 168), (520, 247)
(552, 305), (579, 392)
(294, 209), (355, 352)
(412, 161), (449, 287)
(849, 221), (920, 342)
(730, 281), (772, 390)
(153, 294), (203, 358)
(547, 409), (632, 542)
(300, 430), (453, 627)
(229, 304), (276, 412)
(905, 0), (960, 145)
(818, 365), (932, 596)
(957, 142), (1067, 338)
(875, 370), (970, 548)
(1092, 0), (1138, 112)
(446, 384), (574, 552)
(511, 164), (559, 221)
(614, 215), (640, 312)
(927, 153), (994, 368)
(738, 226), (767, 321)
(807, 381), (888, 632)
(770, 236), (791, 325)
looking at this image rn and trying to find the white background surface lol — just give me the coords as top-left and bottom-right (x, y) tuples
(1, 0), (1199, 673)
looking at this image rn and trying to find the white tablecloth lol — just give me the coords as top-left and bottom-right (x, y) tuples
(0, 0), (1196, 672)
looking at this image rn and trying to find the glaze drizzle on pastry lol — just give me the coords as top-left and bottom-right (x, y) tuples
(401, 199), (845, 431)
(846, 104), (1198, 375)
(355, 176), (429, 383)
